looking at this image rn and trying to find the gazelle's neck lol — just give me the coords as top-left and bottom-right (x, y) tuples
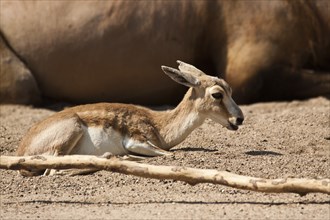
(153, 88), (206, 150)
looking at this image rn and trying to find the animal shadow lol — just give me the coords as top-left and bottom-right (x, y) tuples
(173, 147), (218, 153)
(245, 150), (283, 156)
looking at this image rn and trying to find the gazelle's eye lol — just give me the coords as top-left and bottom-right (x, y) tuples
(212, 92), (223, 100)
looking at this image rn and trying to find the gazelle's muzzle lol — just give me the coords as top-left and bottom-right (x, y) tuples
(224, 96), (244, 130)
(228, 116), (244, 130)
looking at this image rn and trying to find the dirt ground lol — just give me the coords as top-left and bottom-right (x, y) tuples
(0, 97), (329, 219)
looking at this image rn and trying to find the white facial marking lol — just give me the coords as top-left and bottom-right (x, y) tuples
(205, 83), (242, 129)
(208, 85), (224, 95)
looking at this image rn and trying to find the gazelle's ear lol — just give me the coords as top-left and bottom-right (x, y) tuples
(161, 66), (201, 87)
(177, 60), (205, 77)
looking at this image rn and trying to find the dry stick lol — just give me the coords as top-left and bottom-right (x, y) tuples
(0, 155), (329, 195)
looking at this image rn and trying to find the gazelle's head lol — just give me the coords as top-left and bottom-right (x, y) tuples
(161, 60), (244, 130)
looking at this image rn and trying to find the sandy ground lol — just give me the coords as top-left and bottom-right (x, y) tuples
(0, 97), (329, 219)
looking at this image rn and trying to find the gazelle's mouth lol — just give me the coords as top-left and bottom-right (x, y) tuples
(227, 122), (239, 131)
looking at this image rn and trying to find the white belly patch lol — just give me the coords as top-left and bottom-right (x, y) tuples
(73, 126), (128, 156)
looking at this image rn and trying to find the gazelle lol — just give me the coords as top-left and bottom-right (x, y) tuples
(16, 61), (244, 176)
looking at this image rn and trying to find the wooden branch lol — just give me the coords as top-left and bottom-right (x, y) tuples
(0, 155), (329, 195)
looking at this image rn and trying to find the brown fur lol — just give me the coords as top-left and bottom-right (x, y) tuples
(16, 62), (243, 157)
(16, 62), (244, 175)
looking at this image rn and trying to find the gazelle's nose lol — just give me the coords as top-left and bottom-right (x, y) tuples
(236, 117), (244, 125)
(229, 117), (244, 126)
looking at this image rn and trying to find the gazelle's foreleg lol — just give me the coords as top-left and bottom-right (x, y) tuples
(52, 152), (114, 176)
(59, 140), (172, 176)
(125, 139), (171, 157)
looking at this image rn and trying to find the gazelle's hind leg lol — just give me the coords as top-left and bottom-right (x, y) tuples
(18, 114), (85, 177)
(43, 131), (84, 176)
(42, 115), (85, 176)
